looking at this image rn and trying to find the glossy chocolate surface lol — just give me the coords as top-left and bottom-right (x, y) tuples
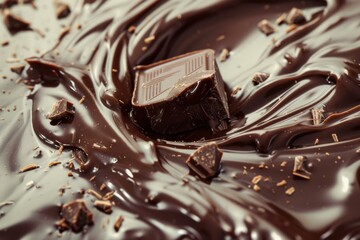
(1, 0), (360, 239)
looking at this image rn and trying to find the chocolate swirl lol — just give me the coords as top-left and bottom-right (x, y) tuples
(1, 0), (360, 239)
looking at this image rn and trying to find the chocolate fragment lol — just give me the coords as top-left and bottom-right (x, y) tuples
(185, 142), (223, 179)
(131, 49), (229, 134)
(252, 72), (269, 85)
(94, 200), (112, 214)
(276, 13), (287, 25)
(55, 2), (71, 19)
(286, 8), (306, 25)
(47, 99), (75, 121)
(332, 133), (339, 142)
(293, 155), (311, 180)
(72, 149), (88, 165)
(285, 187), (295, 196)
(60, 199), (93, 233)
(114, 216), (124, 232)
(3, 9), (31, 33)
(1, 41), (9, 47)
(257, 19), (276, 36)
(10, 65), (25, 75)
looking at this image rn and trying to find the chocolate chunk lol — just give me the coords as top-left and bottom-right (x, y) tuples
(252, 72), (269, 85)
(286, 8), (306, 25)
(60, 199), (93, 233)
(94, 200), (112, 214)
(47, 99), (75, 121)
(186, 142), (223, 179)
(257, 20), (276, 36)
(131, 49), (229, 134)
(114, 216), (124, 232)
(10, 65), (25, 75)
(3, 9), (31, 33)
(55, 2), (71, 19)
(293, 155), (311, 180)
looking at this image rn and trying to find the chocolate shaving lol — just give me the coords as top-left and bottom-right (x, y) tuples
(49, 161), (61, 167)
(257, 19), (276, 36)
(286, 24), (298, 34)
(251, 175), (262, 185)
(19, 164), (39, 173)
(87, 189), (102, 200)
(293, 155), (311, 180)
(56, 2), (71, 19)
(102, 191), (114, 201)
(219, 48), (230, 62)
(253, 185), (261, 191)
(332, 133), (339, 142)
(47, 99), (75, 121)
(311, 108), (324, 125)
(60, 199), (93, 233)
(252, 72), (269, 85)
(94, 200), (112, 214)
(127, 25), (136, 33)
(3, 9), (31, 33)
(276, 180), (287, 187)
(286, 8), (306, 25)
(144, 35), (155, 44)
(10, 65), (25, 75)
(72, 149), (88, 165)
(186, 142), (223, 179)
(1, 41), (9, 47)
(0, 201), (14, 209)
(114, 216), (124, 232)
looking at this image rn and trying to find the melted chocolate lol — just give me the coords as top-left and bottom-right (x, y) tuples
(1, 0), (360, 239)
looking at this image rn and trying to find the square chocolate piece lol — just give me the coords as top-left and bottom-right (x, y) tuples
(131, 49), (229, 134)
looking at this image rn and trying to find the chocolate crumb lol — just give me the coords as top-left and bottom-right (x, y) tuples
(293, 156), (311, 180)
(58, 145), (64, 155)
(252, 175), (262, 185)
(3, 9), (31, 33)
(1, 41), (9, 47)
(60, 199), (93, 233)
(94, 200), (112, 214)
(100, 183), (106, 191)
(89, 176), (96, 182)
(219, 48), (230, 62)
(19, 164), (39, 173)
(127, 25), (136, 33)
(33, 149), (42, 158)
(56, 2), (71, 19)
(231, 86), (241, 96)
(286, 8), (306, 25)
(114, 216), (124, 232)
(47, 99), (75, 121)
(314, 138), (320, 145)
(186, 142), (223, 179)
(144, 35), (155, 44)
(79, 96), (85, 104)
(257, 19), (276, 36)
(311, 108), (324, 125)
(331, 133), (339, 142)
(216, 35), (225, 41)
(10, 65), (25, 75)
(276, 180), (287, 187)
(252, 72), (269, 85)
(285, 187), (295, 196)
(253, 185), (261, 191)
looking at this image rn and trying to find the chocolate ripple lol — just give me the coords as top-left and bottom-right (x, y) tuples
(1, 0), (360, 239)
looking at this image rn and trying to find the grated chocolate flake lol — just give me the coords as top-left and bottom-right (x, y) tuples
(87, 189), (102, 200)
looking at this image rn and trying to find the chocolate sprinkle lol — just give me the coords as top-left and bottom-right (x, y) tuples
(94, 200), (113, 214)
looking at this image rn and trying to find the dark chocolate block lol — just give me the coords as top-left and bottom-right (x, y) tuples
(131, 49), (229, 134)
